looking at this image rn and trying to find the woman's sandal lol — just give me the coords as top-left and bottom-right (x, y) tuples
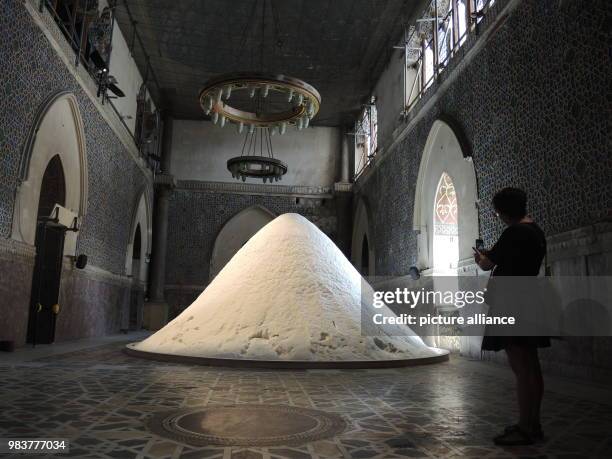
(493, 426), (534, 446)
(503, 424), (544, 441)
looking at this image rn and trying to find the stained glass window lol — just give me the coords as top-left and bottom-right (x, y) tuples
(434, 172), (458, 232)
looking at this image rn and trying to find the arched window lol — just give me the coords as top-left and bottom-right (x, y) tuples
(37, 155), (66, 220)
(433, 172), (459, 273)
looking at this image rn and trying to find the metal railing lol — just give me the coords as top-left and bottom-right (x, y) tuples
(404, 0), (496, 112)
(36, 0), (160, 171)
(354, 104), (378, 179)
(353, 0), (497, 182)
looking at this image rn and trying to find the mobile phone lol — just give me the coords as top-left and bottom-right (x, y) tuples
(475, 238), (484, 251)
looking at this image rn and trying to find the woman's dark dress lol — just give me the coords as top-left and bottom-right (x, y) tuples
(481, 222), (551, 351)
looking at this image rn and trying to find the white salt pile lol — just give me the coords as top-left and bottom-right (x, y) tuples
(130, 213), (445, 362)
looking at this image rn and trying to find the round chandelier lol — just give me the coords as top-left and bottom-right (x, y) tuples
(199, 73), (321, 134)
(227, 126), (288, 183)
(198, 0), (321, 183)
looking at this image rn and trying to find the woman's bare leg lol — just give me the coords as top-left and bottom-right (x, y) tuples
(505, 345), (531, 431)
(527, 347), (544, 432)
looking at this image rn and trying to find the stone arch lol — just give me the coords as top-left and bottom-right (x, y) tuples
(210, 205), (276, 280)
(125, 189), (153, 282)
(413, 119), (478, 271)
(12, 92), (88, 255)
(351, 198), (375, 276)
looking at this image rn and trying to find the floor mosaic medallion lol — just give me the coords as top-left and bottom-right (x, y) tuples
(148, 404), (347, 447)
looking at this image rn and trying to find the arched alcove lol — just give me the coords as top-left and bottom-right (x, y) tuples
(12, 92), (88, 256)
(125, 190), (152, 283)
(351, 198), (375, 276)
(413, 120), (478, 272)
(210, 206), (276, 280)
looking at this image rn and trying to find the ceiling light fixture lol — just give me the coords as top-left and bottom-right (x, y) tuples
(198, 0), (321, 183)
(199, 73), (320, 133)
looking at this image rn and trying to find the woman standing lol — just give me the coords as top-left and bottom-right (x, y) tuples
(473, 187), (549, 446)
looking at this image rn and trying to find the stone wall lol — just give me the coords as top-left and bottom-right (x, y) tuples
(0, 0), (152, 346)
(164, 185), (337, 317)
(356, 0), (611, 276)
(357, 0), (612, 381)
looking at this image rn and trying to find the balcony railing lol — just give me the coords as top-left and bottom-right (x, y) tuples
(404, 0), (496, 112)
(31, 0), (160, 172)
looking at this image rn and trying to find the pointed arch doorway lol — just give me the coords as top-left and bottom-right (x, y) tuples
(413, 119), (479, 352)
(27, 155), (68, 344)
(13, 92), (89, 345)
(210, 206), (276, 281)
(413, 119), (478, 273)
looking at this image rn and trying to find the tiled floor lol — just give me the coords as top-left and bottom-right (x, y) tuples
(1, 334), (611, 458)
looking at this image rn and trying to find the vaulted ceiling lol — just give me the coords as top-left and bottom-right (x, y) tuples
(114, 0), (427, 127)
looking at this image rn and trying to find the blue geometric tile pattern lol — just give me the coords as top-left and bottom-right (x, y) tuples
(356, 0), (612, 276)
(0, 0), (152, 274)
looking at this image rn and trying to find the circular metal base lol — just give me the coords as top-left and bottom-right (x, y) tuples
(148, 404), (347, 447)
(124, 345), (449, 369)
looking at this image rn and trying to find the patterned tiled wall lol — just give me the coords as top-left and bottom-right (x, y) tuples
(0, 0), (153, 274)
(357, 0), (611, 276)
(165, 189), (337, 289)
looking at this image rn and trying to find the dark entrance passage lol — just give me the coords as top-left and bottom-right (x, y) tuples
(361, 235), (369, 276)
(129, 224), (142, 330)
(26, 155), (67, 345)
(27, 222), (66, 344)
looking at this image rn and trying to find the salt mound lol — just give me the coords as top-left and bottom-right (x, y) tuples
(130, 213), (444, 362)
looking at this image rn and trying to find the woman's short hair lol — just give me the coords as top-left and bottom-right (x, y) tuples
(492, 187), (527, 219)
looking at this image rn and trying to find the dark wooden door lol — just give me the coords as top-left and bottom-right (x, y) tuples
(27, 222), (66, 345)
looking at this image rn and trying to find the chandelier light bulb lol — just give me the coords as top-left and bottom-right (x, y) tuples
(304, 116), (310, 128)
(223, 85), (232, 99)
(212, 112), (219, 124)
(249, 124), (255, 134)
(220, 115), (226, 128)
(288, 89), (294, 102)
(237, 122), (244, 133)
(262, 84), (270, 98)
(297, 93), (304, 105)
(249, 86), (257, 98)
(307, 100), (315, 116)
(215, 90), (223, 104)
(280, 122), (287, 135)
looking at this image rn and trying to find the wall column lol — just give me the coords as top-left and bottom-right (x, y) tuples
(341, 132), (350, 183)
(334, 129), (354, 257)
(144, 114), (174, 330)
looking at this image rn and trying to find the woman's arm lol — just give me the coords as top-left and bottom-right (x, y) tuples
(474, 249), (495, 271)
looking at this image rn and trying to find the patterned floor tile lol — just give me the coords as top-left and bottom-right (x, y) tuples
(0, 341), (611, 458)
